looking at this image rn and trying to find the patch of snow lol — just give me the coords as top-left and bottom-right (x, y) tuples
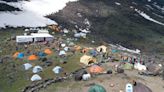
(84, 18), (91, 27)
(152, 12), (164, 18)
(77, 13), (82, 17)
(0, 0), (78, 28)
(79, 29), (90, 33)
(135, 9), (164, 26)
(148, 0), (151, 2)
(115, 2), (121, 6)
(109, 44), (141, 54)
(74, 32), (87, 38)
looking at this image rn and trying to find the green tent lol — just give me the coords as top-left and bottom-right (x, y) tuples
(123, 63), (133, 70)
(88, 84), (106, 92)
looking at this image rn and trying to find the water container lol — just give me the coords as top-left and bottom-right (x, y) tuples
(126, 83), (133, 92)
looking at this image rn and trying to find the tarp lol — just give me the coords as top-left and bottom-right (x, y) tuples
(80, 55), (96, 65)
(28, 55), (38, 61)
(88, 84), (106, 92)
(44, 49), (52, 55)
(52, 66), (62, 74)
(23, 63), (32, 70)
(32, 66), (43, 73)
(17, 53), (24, 59)
(31, 74), (42, 81)
(96, 45), (107, 53)
(89, 65), (103, 74)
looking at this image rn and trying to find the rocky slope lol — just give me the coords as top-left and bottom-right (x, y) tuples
(47, 0), (164, 53)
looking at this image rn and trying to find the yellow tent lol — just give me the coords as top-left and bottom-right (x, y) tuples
(96, 45), (107, 53)
(80, 55), (96, 65)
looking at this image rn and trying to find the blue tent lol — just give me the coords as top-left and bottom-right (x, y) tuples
(90, 49), (97, 57)
(17, 53), (24, 59)
(38, 52), (46, 57)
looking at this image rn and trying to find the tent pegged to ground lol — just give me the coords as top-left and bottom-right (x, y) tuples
(13, 52), (19, 58)
(89, 65), (104, 74)
(88, 84), (106, 92)
(28, 55), (38, 61)
(96, 45), (107, 53)
(80, 55), (96, 65)
(44, 48), (52, 55)
(17, 53), (24, 59)
(31, 74), (42, 82)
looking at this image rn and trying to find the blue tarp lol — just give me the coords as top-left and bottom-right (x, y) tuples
(17, 53), (24, 59)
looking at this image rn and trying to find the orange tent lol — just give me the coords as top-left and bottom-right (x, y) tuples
(89, 65), (104, 74)
(44, 49), (52, 55)
(28, 55), (38, 61)
(13, 52), (19, 58)
(74, 45), (81, 51)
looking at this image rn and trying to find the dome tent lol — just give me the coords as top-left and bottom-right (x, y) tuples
(80, 55), (96, 65)
(32, 66), (43, 73)
(23, 63), (32, 70)
(88, 84), (106, 92)
(44, 49), (52, 55)
(13, 52), (19, 58)
(38, 52), (46, 57)
(17, 53), (24, 59)
(28, 55), (38, 61)
(96, 45), (107, 53)
(59, 50), (66, 56)
(89, 65), (104, 74)
(52, 66), (62, 74)
(31, 74), (42, 82)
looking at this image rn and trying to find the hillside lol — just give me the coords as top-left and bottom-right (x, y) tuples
(48, 0), (164, 54)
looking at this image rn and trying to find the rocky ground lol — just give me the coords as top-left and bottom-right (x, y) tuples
(39, 62), (164, 92)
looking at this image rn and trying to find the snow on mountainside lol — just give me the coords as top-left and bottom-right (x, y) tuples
(0, 0), (78, 28)
(0, 0), (164, 28)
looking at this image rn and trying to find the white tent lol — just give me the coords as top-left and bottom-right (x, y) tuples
(23, 63), (32, 70)
(52, 66), (62, 74)
(82, 73), (91, 81)
(31, 74), (42, 81)
(61, 43), (66, 47)
(64, 47), (69, 51)
(16, 33), (54, 43)
(32, 66), (43, 73)
(59, 50), (66, 56)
